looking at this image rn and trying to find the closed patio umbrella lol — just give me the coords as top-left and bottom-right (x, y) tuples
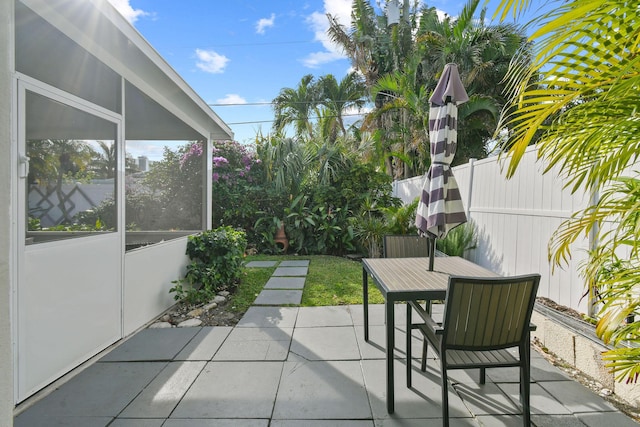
(415, 63), (469, 270)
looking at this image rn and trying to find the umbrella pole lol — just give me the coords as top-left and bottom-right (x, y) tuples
(428, 237), (436, 271)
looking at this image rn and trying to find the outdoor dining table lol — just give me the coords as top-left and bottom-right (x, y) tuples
(361, 256), (498, 414)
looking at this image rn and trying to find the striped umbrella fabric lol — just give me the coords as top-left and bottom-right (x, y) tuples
(415, 63), (469, 267)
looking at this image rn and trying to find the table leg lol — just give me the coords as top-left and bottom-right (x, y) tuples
(363, 267), (369, 342)
(386, 298), (395, 414)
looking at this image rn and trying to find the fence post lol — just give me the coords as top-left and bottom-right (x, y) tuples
(466, 158), (476, 219)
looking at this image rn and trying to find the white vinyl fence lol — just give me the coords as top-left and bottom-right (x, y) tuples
(393, 145), (594, 314)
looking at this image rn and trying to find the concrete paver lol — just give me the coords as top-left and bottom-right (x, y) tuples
(537, 379), (618, 413)
(296, 305), (353, 327)
(109, 420), (165, 427)
(13, 254), (638, 427)
(273, 360), (371, 420)
(253, 289), (302, 305)
(171, 361), (283, 419)
(279, 260), (310, 267)
(578, 412), (640, 427)
(14, 362), (167, 423)
(264, 276), (306, 289)
(289, 326), (361, 361)
(362, 358), (470, 421)
(15, 305), (639, 426)
(273, 266), (308, 276)
(100, 327), (199, 361)
(236, 306), (299, 328)
(272, 421), (373, 427)
(174, 326), (232, 361)
(119, 361), (205, 418)
(213, 327), (293, 361)
(164, 421), (269, 427)
(245, 261), (278, 268)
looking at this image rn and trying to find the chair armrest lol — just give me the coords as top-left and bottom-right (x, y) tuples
(408, 300), (444, 335)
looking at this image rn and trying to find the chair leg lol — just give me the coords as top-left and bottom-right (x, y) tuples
(521, 345), (532, 427)
(440, 353), (450, 427)
(407, 303), (412, 388)
(479, 367), (486, 384)
(421, 340), (428, 371)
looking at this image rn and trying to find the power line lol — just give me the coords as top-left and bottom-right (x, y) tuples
(227, 112), (367, 126)
(228, 119), (274, 125)
(209, 100), (372, 107)
(196, 40), (318, 48)
(209, 102), (274, 106)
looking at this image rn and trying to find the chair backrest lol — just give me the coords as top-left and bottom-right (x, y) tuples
(383, 235), (430, 258)
(442, 274), (540, 350)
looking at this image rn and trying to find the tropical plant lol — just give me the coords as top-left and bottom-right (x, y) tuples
(436, 222), (477, 257)
(370, 0), (529, 172)
(255, 135), (309, 197)
(494, 0), (640, 383)
(328, 0), (529, 177)
(170, 226), (247, 304)
(381, 198), (419, 235)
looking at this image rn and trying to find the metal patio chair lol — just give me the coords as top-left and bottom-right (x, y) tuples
(407, 274), (540, 427)
(382, 234), (431, 258)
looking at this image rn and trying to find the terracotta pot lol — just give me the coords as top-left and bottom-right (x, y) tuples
(274, 223), (288, 252)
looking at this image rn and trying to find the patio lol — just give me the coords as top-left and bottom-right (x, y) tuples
(14, 259), (637, 427)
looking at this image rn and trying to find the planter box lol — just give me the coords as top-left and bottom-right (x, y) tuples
(532, 303), (640, 408)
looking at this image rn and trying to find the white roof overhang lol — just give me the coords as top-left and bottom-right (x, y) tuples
(17, 0), (233, 141)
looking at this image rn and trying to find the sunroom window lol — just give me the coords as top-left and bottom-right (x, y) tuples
(25, 90), (118, 244)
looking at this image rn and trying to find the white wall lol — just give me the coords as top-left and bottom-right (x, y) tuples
(123, 237), (190, 336)
(394, 146), (593, 314)
(1, 0), (14, 424)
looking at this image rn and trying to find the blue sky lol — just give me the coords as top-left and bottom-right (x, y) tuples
(107, 0), (543, 148)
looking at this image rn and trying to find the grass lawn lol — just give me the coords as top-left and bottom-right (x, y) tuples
(232, 255), (384, 312)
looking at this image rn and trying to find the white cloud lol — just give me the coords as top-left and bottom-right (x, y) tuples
(302, 0), (351, 68)
(195, 49), (230, 74)
(256, 13), (276, 34)
(323, 0), (353, 24)
(215, 94), (247, 105)
(106, 0), (149, 24)
(302, 50), (345, 68)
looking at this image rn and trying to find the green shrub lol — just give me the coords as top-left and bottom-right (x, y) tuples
(170, 226), (247, 304)
(436, 222), (477, 257)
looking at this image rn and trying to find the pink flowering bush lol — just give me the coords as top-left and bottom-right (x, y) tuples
(178, 140), (277, 241)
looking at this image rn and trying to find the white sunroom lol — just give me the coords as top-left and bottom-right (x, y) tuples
(0, 0), (233, 419)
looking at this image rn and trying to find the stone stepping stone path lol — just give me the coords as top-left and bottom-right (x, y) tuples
(246, 260), (310, 306)
(264, 277), (305, 289)
(244, 260), (278, 268)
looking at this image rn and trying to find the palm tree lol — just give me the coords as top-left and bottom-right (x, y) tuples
(92, 140), (116, 179)
(494, 0), (640, 383)
(369, 0), (525, 173)
(272, 74), (319, 139)
(327, 0), (418, 178)
(326, 0), (396, 91)
(369, 56), (430, 176)
(414, 0), (527, 162)
(26, 139), (95, 224)
(317, 72), (367, 140)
